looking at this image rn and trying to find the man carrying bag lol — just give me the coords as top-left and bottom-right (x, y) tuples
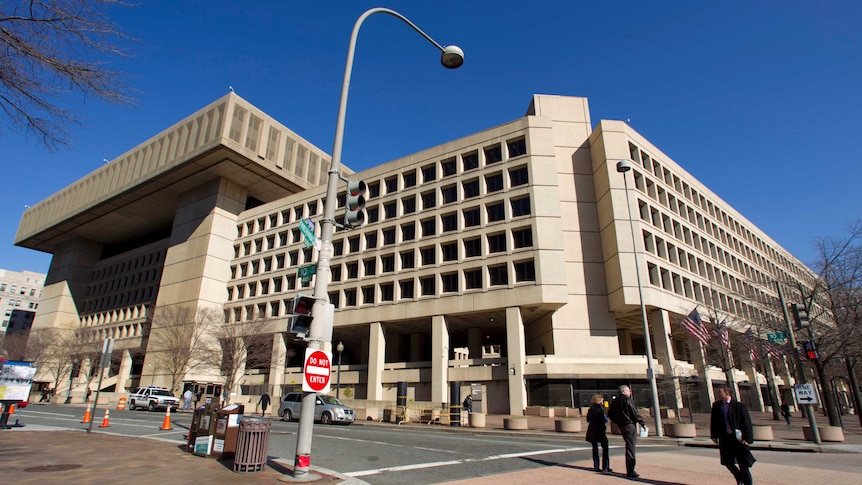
(608, 385), (646, 479)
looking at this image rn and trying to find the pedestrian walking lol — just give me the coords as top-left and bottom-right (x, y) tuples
(780, 399), (791, 425)
(608, 385), (645, 479)
(258, 392), (271, 416)
(182, 389), (193, 411)
(39, 388), (50, 402)
(710, 385), (756, 485)
(194, 389), (202, 408)
(585, 394), (612, 473)
(86, 388), (92, 403)
(462, 395), (473, 413)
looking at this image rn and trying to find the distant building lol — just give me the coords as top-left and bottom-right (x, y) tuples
(15, 93), (818, 413)
(0, 269), (45, 337)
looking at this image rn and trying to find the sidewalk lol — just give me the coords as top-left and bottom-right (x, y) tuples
(2, 407), (860, 485)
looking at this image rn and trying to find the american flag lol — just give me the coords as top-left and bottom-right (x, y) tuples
(712, 318), (730, 351)
(679, 308), (711, 345)
(742, 329), (759, 361)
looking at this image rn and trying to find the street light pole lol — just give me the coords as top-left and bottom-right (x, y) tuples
(617, 160), (663, 437)
(291, 8), (463, 479)
(336, 341), (344, 400)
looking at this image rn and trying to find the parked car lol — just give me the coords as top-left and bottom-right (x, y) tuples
(127, 386), (179, 412)
(278, 392), (355, 425)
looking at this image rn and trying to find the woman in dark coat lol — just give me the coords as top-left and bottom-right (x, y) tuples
(585, 394), (611, 472)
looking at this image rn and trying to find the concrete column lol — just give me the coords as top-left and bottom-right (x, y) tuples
(431, 315), (449, 405)
(690, 337), (714, 410)
(506, 307), (527, 415)
(649, 309), (682, 409)
(367, 322), (385, 401)
(744, 360), (765, 412)
(116, 349), (133, 392)
(269, 333), (287, 396)
(618, 328), (633, 355)
(467, 328), (482, 360)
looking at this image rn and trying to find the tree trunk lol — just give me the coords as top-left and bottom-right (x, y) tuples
(814, 361), (841, 426)
(846, 359), (862, 427)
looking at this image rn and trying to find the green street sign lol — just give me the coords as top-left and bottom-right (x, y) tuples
(298, 264), (317, 279)
(767, 332), (787, 344)
(299, 218), (316, 248)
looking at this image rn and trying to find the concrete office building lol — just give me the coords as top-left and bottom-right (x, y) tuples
(0, 269), (46, 337)
(15, 93), (816, 413)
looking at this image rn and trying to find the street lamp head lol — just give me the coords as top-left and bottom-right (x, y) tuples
(440, 45), (464, 69)
(616, 160), (633, 173)
(337, 341), (345, 353)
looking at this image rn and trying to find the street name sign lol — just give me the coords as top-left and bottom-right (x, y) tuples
(794, 383), (818, 405)
(767, 332), (787, 344)
(298, 264), (317, 283)
(299, 218), (316, 248)
(302, 348), (332, 393)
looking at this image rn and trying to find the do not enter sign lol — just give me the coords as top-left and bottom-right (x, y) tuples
(302, 348), (332, 393)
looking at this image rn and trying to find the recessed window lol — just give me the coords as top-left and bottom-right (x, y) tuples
(349, 236), (360, 253)
(401, 222), (415, 241)
(381, 254), (395, 273)
(384, 202), (397, 219)
(331, 266), (342, 282)
(385, 176), (398, 194)
(485, 172), (504, 193)
(509, 166), (529, 187)
(441, 158), (456, 177)
(484, 144), (502, 164)
(463, 207), (481, 227)
(441, 212), (458, 232)
(400, 250), (415, 269)
(402, 196), (416, 214)
(383, 227), (396, 245)
(366, 206), (379, 223)
(421, 190), (436, 209)
(329, 291), (340, 308)
(380, 283), (394, 302)
(511, 196), (531, 217)
(333, 240), (344, 256)
(421, 218), (436, 237)
(442, 242), (458, 262)
(422, 164), (436, 182)
(487, 232), (506, 253)
(441, 272), (458, 293)
(512, 227), (533, 248)
(346, 262), (358, 279)
(363, 258), (376, 276)
(403, 170), (416, 188)
(441, 185), (457, 204)
(514, 260), (536, 282)
(463, 179), (480, 198)
(421, 246), (436, 266)
(507, 137), (526, 158)
(464, 268), (482, 289)
(463, 151), (479, 171)
(362, 286), (375, 304)
(368, 181), (380, 198)
(489, 264), (509, 286)
(345, 288), (357, 306)
(289, 251), (299, 266)
(400, 279), (415, 299)
(365, 232), (377, 249)
(420, 276), (435, 296)
(464, 237), (481, 258)
(487, 202), (505, 222)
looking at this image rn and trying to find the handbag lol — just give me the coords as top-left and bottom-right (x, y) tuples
(639, 425), (648, 438)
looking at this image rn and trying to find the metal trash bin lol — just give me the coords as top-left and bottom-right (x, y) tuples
(233, 417), (271, 473)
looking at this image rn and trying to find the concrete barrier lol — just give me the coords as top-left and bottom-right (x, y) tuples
(504, 417), (528, 430)
(664, 423), (697, 438)
(469, 412), (486, 428)
(803, 425), (844, 442)
(554, 418), (581, 433)
(752, 425), (773, 441)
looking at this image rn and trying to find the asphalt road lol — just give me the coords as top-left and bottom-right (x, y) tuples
(15, 406), (862, 485)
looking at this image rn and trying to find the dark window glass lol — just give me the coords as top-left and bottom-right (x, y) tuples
(308, 201), (318, 216)
(403, 171), (416, 188)
(384, 202), (397, 219)
(421, 191), (436, 209)
(486, 172), (504, 193)
(463, 179), (480, 198)
(463, 207), (481, 227)
(400, 280), (414, 299)
(422, 164), (436, 183)
(489, 264), (509, 286)
(329, 291), (340, 309)
(402, 196), (416, 214)
(345, 288), (357, 306)
(512, 228), (533, 248)
(507, 137), (527, 158)
(420, 246), (436, 266)
(346, 262), (358, 279)
(385, 176), (397, 194)
(289, 251), (298, 266)
(509, 166), (529, 187)
(441, 185), (457, 204)
(484, 144), (502, 164)
(363, 258), (376, 276)
(441, 272), (458, 292)
(380, 283), (394, 302)
(365, 232), (377, 249)
(463, 151), (479, 171)
(383, 227), (396, 245)
(487, 232), (506, 253)
(441, 213), (457, 232)
(441, 158), (456, 177)
(368, 181), (380, 198)
(464, 238), (481, 258)
(349, 236), (360, 252)
(442, 242), (458, 261)
(333, 240), (344, 256)
(511, 196), (531, 217)
(366, 206), (379, 223)
(420, 276), (435, 296)
(421, 218), (436, 237)
(515, 260), (536, 282)
(331, 266), (342, 282)
(362, 286), (375, 304)
(381, 254), (395, 273)
(487, 202), (505, 222)
(400, 250), (415, 269)
(464, 269), (482, 289)
(401, 222), (415, 241)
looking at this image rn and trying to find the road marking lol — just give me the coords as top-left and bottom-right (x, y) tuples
(19, 409), (186, 429)
(346, 446), (594, 477)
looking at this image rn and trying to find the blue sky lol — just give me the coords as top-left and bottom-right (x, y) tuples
(2, 1), (860, 274)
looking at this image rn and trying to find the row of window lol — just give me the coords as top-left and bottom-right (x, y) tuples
(234, 137), (528, 239)
(0, 284), (39, 297)
(225, 258), (536, 322)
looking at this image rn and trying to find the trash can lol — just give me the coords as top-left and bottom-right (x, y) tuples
(233, 417), (271, 473)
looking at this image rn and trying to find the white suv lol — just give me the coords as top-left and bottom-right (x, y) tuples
(127, 386), (180, 412)
(278, 393), (355, 425)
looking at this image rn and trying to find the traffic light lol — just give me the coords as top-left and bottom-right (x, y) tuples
(791, 303), (810, 328)
(800, 341), (818, 361)
(288, 294), (315, 336)
(344, 180), (367, 228)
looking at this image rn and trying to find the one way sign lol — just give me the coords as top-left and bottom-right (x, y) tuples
(794, 383), (818, 405)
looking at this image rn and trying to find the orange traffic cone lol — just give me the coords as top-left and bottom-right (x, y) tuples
(98, 408), (111, 427)
(7, 404), (14, 414)
(81, 404), (92, 423)
(159, 406), (173, 431)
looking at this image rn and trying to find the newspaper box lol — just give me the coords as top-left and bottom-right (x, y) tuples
(189, 401), (219, 456)
(211, 403), (245, 460)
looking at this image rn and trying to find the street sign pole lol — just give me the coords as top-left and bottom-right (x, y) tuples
(87, 338), (114, 434)
(776, 282), (820, 444)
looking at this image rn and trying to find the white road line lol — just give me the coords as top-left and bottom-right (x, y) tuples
(346, 446), (592, 477)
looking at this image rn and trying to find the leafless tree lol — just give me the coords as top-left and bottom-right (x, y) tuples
(1, 332), (31, 360)
(212, 315), (274, 404)
(147, 306), (220, 397)
(0, 0), (135, 150)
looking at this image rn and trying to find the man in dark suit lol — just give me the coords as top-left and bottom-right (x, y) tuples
(710, 385), (756, 485)
(608, 385), (646, 479)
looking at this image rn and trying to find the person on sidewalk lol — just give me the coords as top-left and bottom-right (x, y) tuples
(86, 388), (92, 403)
(182, 389), (193, 411)
(463, 395), (473, 413)
(258, 392), (271, 416)
(585, 394), (612, 473)
(194, 389), (202, 408)
(780, 399), (791, 425)
(608, 385), (645, 479)
(710, 385), (756, 485)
